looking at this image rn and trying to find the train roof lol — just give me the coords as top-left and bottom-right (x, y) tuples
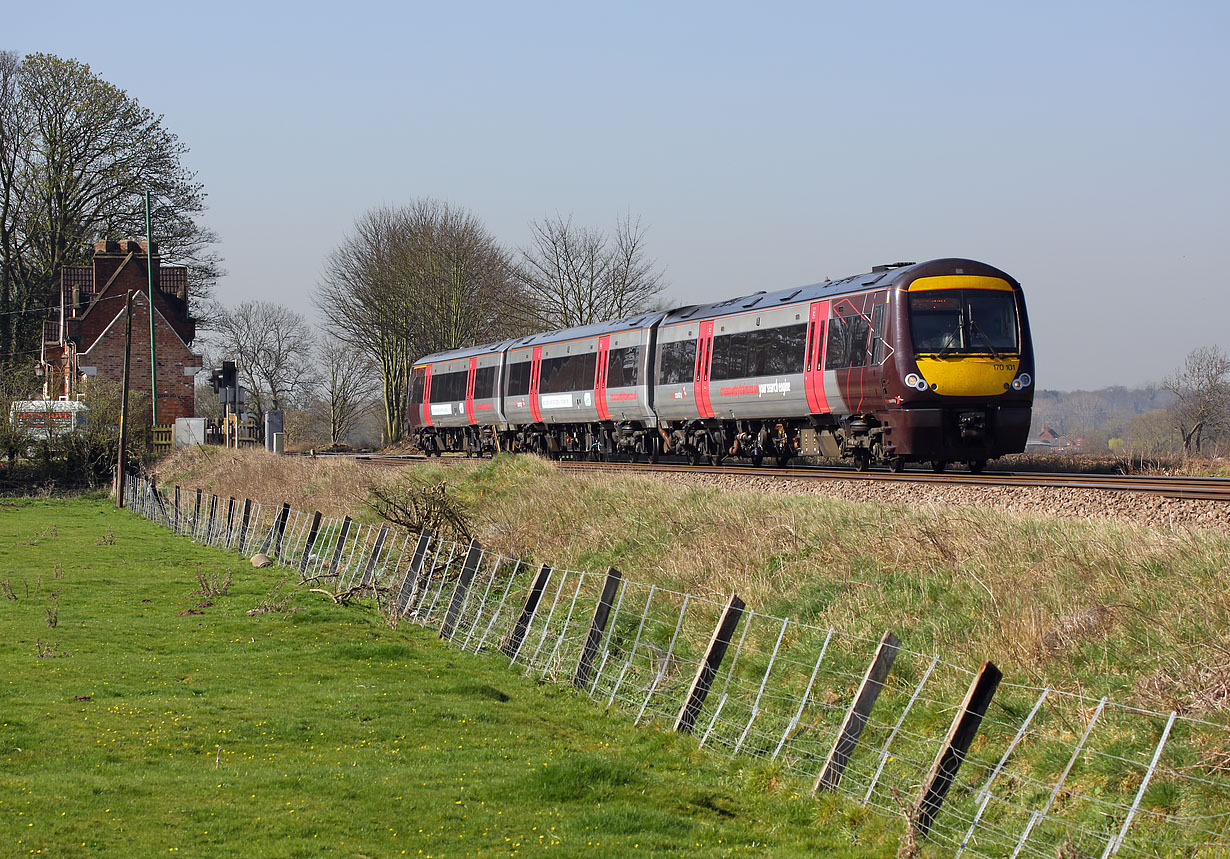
(658, 258), (1017, 325)
(413, 258), (1018, 365)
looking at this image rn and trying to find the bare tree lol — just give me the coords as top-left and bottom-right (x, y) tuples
(516, 213), (666, 329)
(316, 337), (378, 445)
(1163, 345), (1230, 455)
(212, 301), (317, 417)
(317, 200), (526, 443)
(0, 52), (221, 367)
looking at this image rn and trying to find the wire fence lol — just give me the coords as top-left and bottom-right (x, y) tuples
(126, 477), (1230, 858)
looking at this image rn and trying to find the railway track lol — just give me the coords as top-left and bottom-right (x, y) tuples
(349, 453), (1230, 502)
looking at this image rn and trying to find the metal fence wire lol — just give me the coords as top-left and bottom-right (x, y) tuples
(127, 478), (1230, 858)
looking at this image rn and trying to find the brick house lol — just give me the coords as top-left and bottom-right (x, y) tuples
(40, 240), (202, 423)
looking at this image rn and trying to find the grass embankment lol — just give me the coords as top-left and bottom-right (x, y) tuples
(157, 448), (1230, 716)
(0, 497), (900, 857)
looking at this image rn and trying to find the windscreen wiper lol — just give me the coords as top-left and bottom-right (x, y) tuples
(968, 319), (1003, 360)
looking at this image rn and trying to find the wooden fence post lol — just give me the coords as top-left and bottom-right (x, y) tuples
(573, 568), (623, 689)
(396, 532), (433, 616)
(205, 495), (218, 545)
(915, 660), (1003, 837)
(298, 512), (324, 574)
(501, 564), (552, 660)
(238, 499), (253, 553)
(359, 524), (391, 588)
(223, 498), (236, 548)
(329, 516), (353, 578)
(272, 503), (291, 558)
(674, 593), (746, 733)
(440, 539), (484, 641)
(172, 485), (180, 534)
(815, 630), (901, 793)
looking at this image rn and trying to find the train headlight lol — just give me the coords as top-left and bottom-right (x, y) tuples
(1011, 373), (1032, 391)
(905, 373), (920, 388)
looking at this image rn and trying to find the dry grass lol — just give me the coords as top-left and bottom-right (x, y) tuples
(154, 448), (1230, 711)
(152, 447), (404, 519)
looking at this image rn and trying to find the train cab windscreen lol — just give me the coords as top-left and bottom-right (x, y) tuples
(908, 290), (1018, 355)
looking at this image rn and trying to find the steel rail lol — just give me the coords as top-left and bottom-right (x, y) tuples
(344, 452), (1230, 501)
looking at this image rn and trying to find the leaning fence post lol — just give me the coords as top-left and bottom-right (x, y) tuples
(173, 486), (180, 534)
(329, 517), (353, 578)
(573, 568), (623, 689)
(396, 532), (433, 616)
(674, 593), (745, 733)
(815, 630), (901, 793)
(223, 497), (236, 548)
(439, 539), (484, 641)
(204, 495), (218, 545)
(298, 512), (324, 574)
(272, 503), (291, 558)
(359, 524), (390, 588)
(238, 499), (253, 553)
(501, 564), (552, 661)
(916, 660), (1004, 838)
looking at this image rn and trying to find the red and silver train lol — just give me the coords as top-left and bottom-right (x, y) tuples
(409, 258), (1034, 472)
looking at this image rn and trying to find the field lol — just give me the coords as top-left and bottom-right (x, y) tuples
(0, 496), (901, 857)
(139, 448), (1230, 856)
(7, 447), (1230, 856)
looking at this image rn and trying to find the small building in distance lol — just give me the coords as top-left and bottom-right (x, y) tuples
(40, 240), (203, 423)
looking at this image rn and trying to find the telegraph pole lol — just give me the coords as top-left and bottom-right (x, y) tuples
(115, 291), (135, 508)
(146, 191), (158, 426)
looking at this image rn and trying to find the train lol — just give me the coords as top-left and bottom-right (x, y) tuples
(408, 258), (1034, 472)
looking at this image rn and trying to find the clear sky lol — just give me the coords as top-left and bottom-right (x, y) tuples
(9, 1), (1229, 390)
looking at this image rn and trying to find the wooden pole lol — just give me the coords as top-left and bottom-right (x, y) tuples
(329, 517), (353, 577)
(916, 660), (1003, 837)
(501, 564), (552, 660)
(674, 593), (746, 733)
(440, 539), (484, 641)
(815, 630), (901, 793)
(359, 524), (391, 588)
(298, 512), (324, 574)
(573, 568), (623, 689)
(396, 532), (433, 616)
(237, 499), (253, 553)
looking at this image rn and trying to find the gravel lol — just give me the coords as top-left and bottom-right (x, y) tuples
(641, 472), (1230, 531)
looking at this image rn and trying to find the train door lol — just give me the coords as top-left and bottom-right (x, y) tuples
(595, 335), (611, 421)
(464, 357), (478, 424)
(829, 296), (876, 414)
(529, 346), (543, 423)
(804, 300), (830, 414)
(694, 320), (715, 419)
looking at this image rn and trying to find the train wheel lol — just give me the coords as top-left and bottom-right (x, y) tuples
(649, 437), (661, 464)
(751, 453), (764, 467)
(889, 456), (905, 473)
(930, 459), (948, 473)
(687, 448), (701, 466)
(967, 459), (986, 474)
(854, 452), (870, 472)
(711, 453), (725, 466)
(776, 455), (791, 467)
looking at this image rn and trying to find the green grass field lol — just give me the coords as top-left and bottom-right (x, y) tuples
(0, 497), (905, 857)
